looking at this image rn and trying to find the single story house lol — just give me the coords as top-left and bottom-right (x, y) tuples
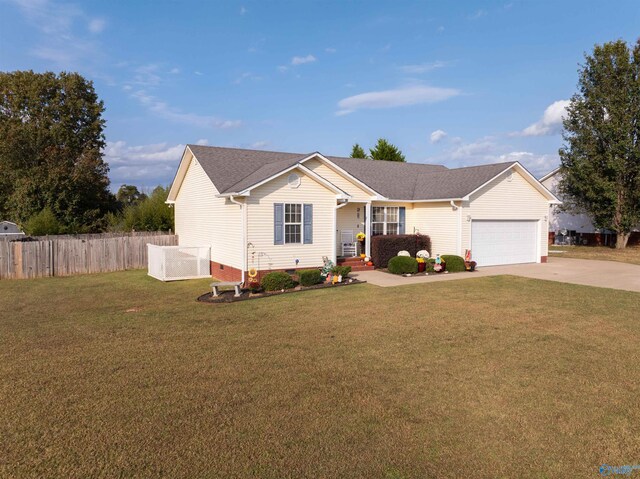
(540, 168), (639, 246)
(168, 145), (560, 282)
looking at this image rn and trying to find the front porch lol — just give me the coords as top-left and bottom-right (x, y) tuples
(334, 201), (371, 271)
(335, 201), (408, 265)
(335, 201), (369, 257)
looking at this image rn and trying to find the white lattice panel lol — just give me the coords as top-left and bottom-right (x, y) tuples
(147, 244), (210, 281)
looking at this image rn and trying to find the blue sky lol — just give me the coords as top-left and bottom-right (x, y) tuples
(1, 0), (639, 190)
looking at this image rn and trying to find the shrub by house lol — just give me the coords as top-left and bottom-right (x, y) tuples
(441, 255), (466, 272)
(388, 256), (418, 275)
(261, 272), (295, 291)
(298, 269), (323, 286)
(371, 234), (432, 268)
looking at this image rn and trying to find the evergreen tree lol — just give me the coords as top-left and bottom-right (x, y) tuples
(350, 143), (368, 159)
(369, 138), (406, 162)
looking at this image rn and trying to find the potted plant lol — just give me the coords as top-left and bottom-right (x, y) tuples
(356, 232), (366, 257)
(416, 257), (426, 272)
(433, 254), (446, 273)
(464, 249), (477, 272)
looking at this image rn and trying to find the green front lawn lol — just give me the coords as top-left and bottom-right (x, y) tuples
(1, 271), (639, 478)
(550, 244), (640, 265)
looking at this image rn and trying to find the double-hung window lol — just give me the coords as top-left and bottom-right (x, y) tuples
(284, 203), (302, 244)
(372, 206), (400, 236)
(274, 203), (313, 245)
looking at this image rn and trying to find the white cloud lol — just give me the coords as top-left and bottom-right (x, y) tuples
(88, 18), (106, 33)
(194, 70), (204, 76)
(250, 141), (270, 149)
(125, 62), (185, 86)
(325, 47), (336, 53)
(291, 54), (316, 65)
(469, 9), (487, 19)
(425, 136), (559, 176)
(9, 0), (80, 34)
(518, 99), (570, 136)
(336, 85), (460, 116)
(448, 138), (497, 162)
(430, 129), (447, 144)
(8, 0), (103, 68)
(104, 141), (185, 186)
(129, 89), (242, 129)
(105, 141), (184, 165)
(399, 61), (449, 74)
(437, 26), (445, 32)
(233, 72), (262, 84)
(195, 139), (209, 146)
(131, 63), (163, 86)
(277, 65), (289, 73)
(496, 152), (559, 176)
(240, 6), (247, 15)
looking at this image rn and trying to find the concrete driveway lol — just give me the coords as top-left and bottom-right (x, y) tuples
(353, 257), (640, 293)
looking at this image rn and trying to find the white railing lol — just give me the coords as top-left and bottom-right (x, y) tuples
(147, 244), (210, 281)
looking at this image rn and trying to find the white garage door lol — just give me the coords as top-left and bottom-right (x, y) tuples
(471, 220), (538, 266)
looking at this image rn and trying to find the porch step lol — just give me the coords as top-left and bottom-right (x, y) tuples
(349, 264), (375, 272)
(337, 256), (366, 264)
(337, 257), (374, 271)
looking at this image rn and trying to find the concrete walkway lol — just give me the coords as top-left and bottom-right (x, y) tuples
(352, 258), (640, 293)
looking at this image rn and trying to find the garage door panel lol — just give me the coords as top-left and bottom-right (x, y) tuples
(472, 220), (537, 266)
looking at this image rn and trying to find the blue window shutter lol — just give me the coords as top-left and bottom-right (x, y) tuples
(399, 207), (406, 234)
(274, 203), (284, 245)
(303, 204), (313, 244)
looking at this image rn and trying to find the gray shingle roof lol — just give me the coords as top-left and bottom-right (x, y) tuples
(186, 144), (515, 201)
(411, 162), (516, 200)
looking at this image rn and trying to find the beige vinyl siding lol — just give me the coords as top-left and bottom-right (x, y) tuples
(174, 156), (243, 269)
(246, 168), (336, 270)
(305, 159), (373, 201)
(463, 169), (549, 258)
(410, 202), (459, 256)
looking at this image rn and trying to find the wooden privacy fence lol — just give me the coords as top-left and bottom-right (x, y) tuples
(0, 233), (178, 279)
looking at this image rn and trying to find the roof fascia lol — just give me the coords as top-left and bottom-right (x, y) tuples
(166, 145), (195, 203)
(380, 198), (464, 203)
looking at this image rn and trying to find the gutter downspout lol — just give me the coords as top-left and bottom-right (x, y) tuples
(229, 195), (246, 285)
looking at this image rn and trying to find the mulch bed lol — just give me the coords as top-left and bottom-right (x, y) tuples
(197, 278), (366, 304)
(378, 268), (476, 277)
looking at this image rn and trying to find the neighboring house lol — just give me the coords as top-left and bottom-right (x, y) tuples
(540, 168), (626, 246)
(168, 145), (559, 282)
(0, 221), (25, 240)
